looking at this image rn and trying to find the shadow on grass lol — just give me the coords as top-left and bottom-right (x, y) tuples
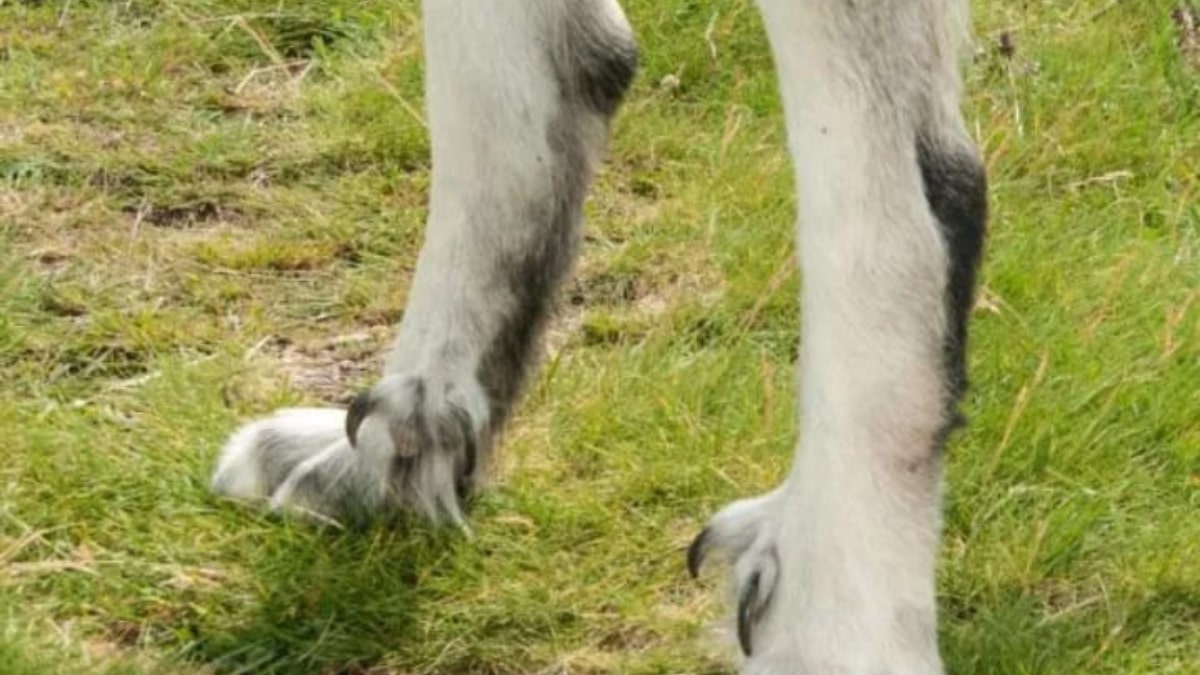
(173, 491), (1197, 675)
(181, 513), (477, 675)
(943, 582), (1199, 674)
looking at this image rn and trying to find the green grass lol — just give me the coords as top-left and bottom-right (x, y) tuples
(1, 0), (1197, 673)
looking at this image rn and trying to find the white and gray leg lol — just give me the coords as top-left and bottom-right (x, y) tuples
(689, 1), (986, 672)
(212, 0), (637, 525)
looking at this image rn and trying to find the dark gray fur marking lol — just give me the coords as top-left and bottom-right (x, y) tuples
(476, 8), (637, 430)
(915, 133), (987, 444)
(561, 9), (638, 116)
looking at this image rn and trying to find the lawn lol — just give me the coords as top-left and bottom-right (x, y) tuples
(1, 0), (1197, 673)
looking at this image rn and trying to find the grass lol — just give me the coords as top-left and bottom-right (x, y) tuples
(1, 0), (1197, 672)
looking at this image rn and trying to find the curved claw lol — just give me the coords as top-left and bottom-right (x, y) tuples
(687, 526), (710, 578)
(737, 570), (762, 657)
(345, 389), (374, 447)
(450, 404), (478, 492)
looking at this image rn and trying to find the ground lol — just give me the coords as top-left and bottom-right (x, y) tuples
(1, 0), (1197, 673)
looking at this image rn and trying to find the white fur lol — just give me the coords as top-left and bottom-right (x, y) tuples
(701, 1), (970, 672)
(213, 0), (977, 672)
(213, 408), (347, 501)
(212, 0), (632, 524)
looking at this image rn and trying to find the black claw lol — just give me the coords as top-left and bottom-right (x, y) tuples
(453, 406), (477, 483)
(737, 571), (761, 657)
(345, 389), (374, 447)
(686, 527), (710, 579)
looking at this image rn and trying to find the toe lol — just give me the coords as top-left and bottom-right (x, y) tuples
(735, 546), (779, 657)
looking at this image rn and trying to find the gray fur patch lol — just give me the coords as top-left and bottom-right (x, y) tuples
(561, 8), (638, 116)
(475, 3), (637, 429)
(916, 132), (987, 446)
